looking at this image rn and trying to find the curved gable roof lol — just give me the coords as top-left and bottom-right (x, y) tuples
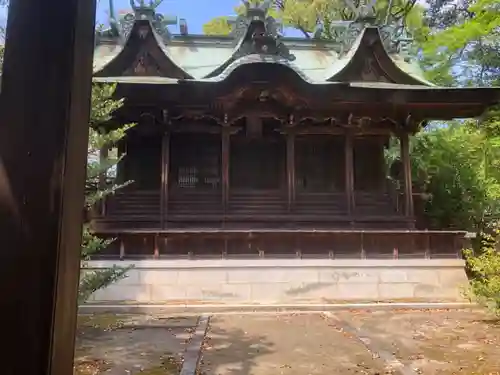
(325, 27), (433, 86)
(94, 17), (192, 79)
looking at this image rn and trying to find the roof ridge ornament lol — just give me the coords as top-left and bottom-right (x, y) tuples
(313, 0), (415, 59)
(380, 20), (414, 60)
(345, 0), (377, 24)
(231, 0), (295, 61)
(97, 0), (177, 43)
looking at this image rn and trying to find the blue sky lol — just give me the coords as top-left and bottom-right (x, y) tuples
(96, 0), (245, 34)
(0, 0), (245, 35)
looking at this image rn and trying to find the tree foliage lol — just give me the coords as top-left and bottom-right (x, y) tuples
(416, 0), (500, 310)
(79, 84), (134, 304)
(421, 0), (500, 86)
(203, 0), (426, 38)
(409, 124), (500, 230)
(463, 221), (500, 315)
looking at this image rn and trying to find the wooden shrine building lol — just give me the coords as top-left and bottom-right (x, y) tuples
(90, 0), (500, 261)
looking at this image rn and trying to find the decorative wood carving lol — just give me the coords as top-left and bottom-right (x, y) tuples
(128, 51), (162, 76)
(215, 84), (310, 123)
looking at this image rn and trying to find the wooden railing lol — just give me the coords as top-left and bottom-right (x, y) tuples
(91, 229), (466, 260)
(94, 188), (411, 231)
(294, 192), (347, 216)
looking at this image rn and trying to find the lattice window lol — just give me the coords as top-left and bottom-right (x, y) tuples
(171, 134), (221, 189)
(230, 137), (285, 190)
(354, 138), (385, 191)
(296, 136), (343, 191)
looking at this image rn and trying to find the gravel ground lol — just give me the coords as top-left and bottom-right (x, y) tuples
(199, 313), (387, 375)
(74, 314), (198, 375)
(333, 309), (500, 374)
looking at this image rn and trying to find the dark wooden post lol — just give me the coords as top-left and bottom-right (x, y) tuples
(286, 132), (296, 211)
(344, 132), (355, 214)
(99, 147), (109, 216)
(0, 0), (97, 373)
(222, 126), (230, 214)
(160, 131), (170, 229)
(117, 139), (127, 184)
(400, 132), (414, 217)
(98, 147), (109, 189)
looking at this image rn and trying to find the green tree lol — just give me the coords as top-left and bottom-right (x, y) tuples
(422, 0), (500, 86)
(203, 0), (426, 38)
(79, 83), (134, 303)
(409, 124), (500, 230)
(463, 221), (500, 316)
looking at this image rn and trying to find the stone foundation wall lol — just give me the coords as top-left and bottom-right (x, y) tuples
(85, 259), (468, 303)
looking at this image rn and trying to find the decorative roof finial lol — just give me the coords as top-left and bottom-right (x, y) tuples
(345, 0), (377, 23)
(228, 0), (294, 61)
(259, 0), (272, 12)
(130, 0), (163, 10)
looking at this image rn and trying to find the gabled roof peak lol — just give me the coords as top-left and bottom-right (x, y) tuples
(98, 0), (178, 44)
(313, 0), (414, 61)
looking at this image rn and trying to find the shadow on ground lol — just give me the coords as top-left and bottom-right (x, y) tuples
(74, 314), (196, 375)
(199, 321), (275, 375)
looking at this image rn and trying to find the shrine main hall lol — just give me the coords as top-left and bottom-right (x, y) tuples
(85, 1), (500, 304)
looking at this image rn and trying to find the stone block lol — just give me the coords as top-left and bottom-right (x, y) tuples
(437, 269), (468, 287)
(140, 269), (178, 285)
(319, 269), (379, 284)
(250, 283), (288, 302)
(406, 269), (439, 285)
(334, 283), (379, 300)
(149, 285), (187, 301)
(414, 284), (465, 300)
(227, 269), (272, 284)
(219, 283), (252, 300)
(283, 281), (336, 299)
(185, 284), (250, 301)
(177, 268), (228, 285)
(379, 270), (408, 283)
(92, 285), (151, 302)
(378, 283), (415, 299)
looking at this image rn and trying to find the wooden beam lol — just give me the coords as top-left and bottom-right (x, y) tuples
(0, 0), (97, 373)
(400, 133), (414, 217)
(344, 132), (355, 214)
(99, 147), (109, 216)
(117, 139), (127, 184)
(293, 126), (393, 136)
(168, 122), (241, 134)
(160, 131), (170, 228)
(222, 127), (230, 215)
(286, 133), (296, 211)
(98, 147), (109, 189)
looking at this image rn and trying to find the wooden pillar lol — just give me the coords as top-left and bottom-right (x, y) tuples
(344, 132), (355, 214)
(99, 147), (109, 216)
(98, 147), (109, 189)
(222, 127), (230, 214)
(119, 237), (126, 259)
(400, 132), (414, 217)
(286, 132), (296, 211)
(154, 235), (160, 259)
(117, 140), (127, 184)
(0, 0), (97, 373)
(160, 131), (170, 229)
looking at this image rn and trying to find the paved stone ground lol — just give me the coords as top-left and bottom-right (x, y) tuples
(199, 314), (387, 375)
(74, 310), (500, 375)
(333, 309), (500, 375)
(74, 314), (198, 375)
(199, 310), (500, 375)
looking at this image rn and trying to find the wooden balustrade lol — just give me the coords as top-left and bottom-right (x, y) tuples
(93, 188), (410, 231)
(91, 230), (466, 260)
